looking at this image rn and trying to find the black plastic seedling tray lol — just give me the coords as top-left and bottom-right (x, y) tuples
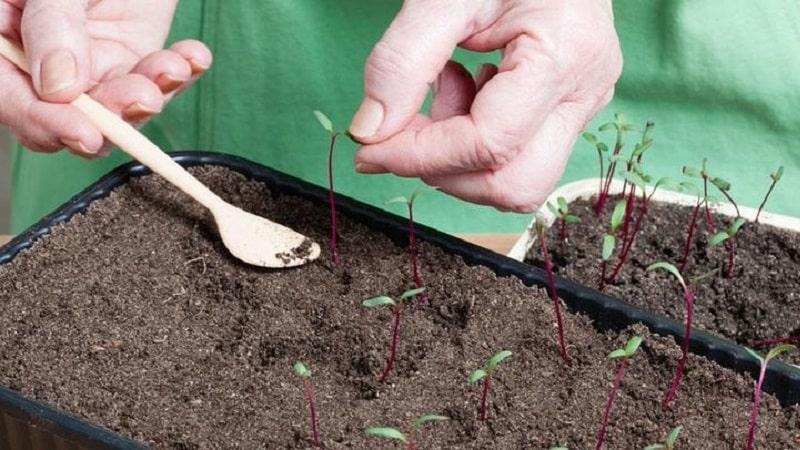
(1, 151), (798, 449)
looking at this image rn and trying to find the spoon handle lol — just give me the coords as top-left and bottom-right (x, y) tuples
(0, 36), (226, 211)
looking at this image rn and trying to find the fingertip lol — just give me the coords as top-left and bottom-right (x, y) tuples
(348, 97), (385, 143)
(170, 40), (213, 75)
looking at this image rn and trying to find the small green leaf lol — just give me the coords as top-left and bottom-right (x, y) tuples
(745, 347), (763, 363)
(708, 231), (730, 247)
(546, 201), (559, 217)
(765, 344), (797, 363)
(409, 185), (439, 204)
(710, 176), (731, 191)
(565, 214), (581, 225)
(679, 181), (701, 197)
(682, 166), (702, 179)
(486, 350), (512, 372)
(313, 110), (334, 134)
(654, 177), (679, 191)
(598, 122), (616, 132)
(413, 414), (449, 427)
(772, 165), (784, 181)
(365, 427), (406, 442)
(293, 362), (311, 379)
(610, 200), (627, 231)
(400, 287), (425, 301)
(666, 425), (683, 445)
(608, 349), (628, 359)
(624, 336), (643, 356)
(582, 132), (600, 147)
(385, 195), (410, 206)
(646, 262), (686, 290)
(468, 369), (487, 385)
(557, 196), (569, 213)
(727, 217), (747, 236)
(601, 234), (616, 261)
(362, 296), (396, 308)
(623, 170), (647, 189)
(643, 445), (665, 450)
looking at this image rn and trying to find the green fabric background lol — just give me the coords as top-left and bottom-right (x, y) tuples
(10, 1), (800, 234)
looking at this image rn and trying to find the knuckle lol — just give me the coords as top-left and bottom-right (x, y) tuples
(365, 40), (411, 82)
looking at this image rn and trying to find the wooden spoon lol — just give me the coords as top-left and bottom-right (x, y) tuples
(0, 36), (320, 268)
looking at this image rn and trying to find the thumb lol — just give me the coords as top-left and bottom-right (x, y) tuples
(21, 0), (91, 102)
(349, 1), (479, 143)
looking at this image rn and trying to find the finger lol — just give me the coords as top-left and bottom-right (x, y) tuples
(429, 60), (476, 121)
(0, 2), (22, 41)
(128, 49), (193, 94)
(21, 0), (91, 102)
(349, 0), (484, 142)
(87, 73), (164, 123)
(169, 39), (213, 76)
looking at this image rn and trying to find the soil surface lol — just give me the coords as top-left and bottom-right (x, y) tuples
(524, 195), (800, 367)
(1, 166), (799, 449)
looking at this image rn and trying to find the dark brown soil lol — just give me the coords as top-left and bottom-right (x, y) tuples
(1, 166), (799, 449)
(525, 196), (800, 367)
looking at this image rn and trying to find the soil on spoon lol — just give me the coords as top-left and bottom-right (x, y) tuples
(0, 166), (798, 449)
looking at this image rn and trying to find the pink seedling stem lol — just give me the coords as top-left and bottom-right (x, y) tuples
(708, 217), (746, 278)
(754, 166), (784, 224)
(362, 288), (425, 383)
(753, 335), (800, 347)
(469, 350), (512, 421)
(535, 212), (568, 363)
(647, 262), (695, 408)
(293, 362), (321, 447)
(677, 181), (703, 274)
(314, 110), (345, 265)
(744, 344), (796, 450)
(591, 114), (636, 215)
(546, 197), (580, 243)
(596, 336), (643, 450)
(387, 187), (436, 305)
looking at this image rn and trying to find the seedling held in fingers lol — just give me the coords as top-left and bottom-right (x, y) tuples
(744, 344), (796, 450)
(535, 211), (568, 363)
(363, 287), (425, 383)
(293, 362), (321, 447)
(754, 165), (784, 224)
(596, 336), (643, 450)
(365, 413), (448, 450)
(546, 197), (581, 243)
(708, 216), (747, 278)
(469, 350), (512, 421)
(387, 186), (437, 304)
(643, 425), (683, 450)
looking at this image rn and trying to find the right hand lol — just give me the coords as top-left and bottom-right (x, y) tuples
(0, 0), (212, 157)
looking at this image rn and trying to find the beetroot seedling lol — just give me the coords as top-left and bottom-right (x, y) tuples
(468, 350), (512, 421)
(365, 414), (449, 450)
(744, 344), (796, 450)
(314, 110), (351, 265)
(709, 174), (740, 219)
(754, 165), (784, 224)
(643, 425), (683, 450)
(582, 131), (609, 207)
(387, 186), (437, 304)
(293, 362), (321, 447)
(593, 113), (638, 214)
(546, 197), (581, 243)
(535, 211), (568, 363)
(599, 199), (627, 290)
(363, 287), (425, 383)
(708, 216), (747, 278)
(683, 159), (718, 234)
(677, 181), (703, 274)
(595, 335), (643, 450)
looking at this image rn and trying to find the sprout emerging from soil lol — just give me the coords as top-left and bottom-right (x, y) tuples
(468, 350), (513, 421)
(592, 113), (638, 215)
(595, 335), (643, 450)
(546, 197), (581, 243)
(535, 211), (568, 363)
(363, 287), (425, 383)
(643, 425), (683, 450)
(754, 165), (784, 224)
(365, 413), (449, 450)
(314, 110), (351, 265)
(293, 362), (321, 447)
(387, 186), (437, 304)
(599, 199), (627, 290)
(708, 216), (747, 278)
(744, 344), (796, 450)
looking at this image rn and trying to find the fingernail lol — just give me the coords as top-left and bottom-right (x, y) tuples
(355, 162), (388, 174)
(155, 73), (185, 93)
(188, 57), (210, 75)
(41, 50), (77, 95)
(349, 98), (384, 138)
(61, 138), (94, 155)
(122, 102), (159, 121)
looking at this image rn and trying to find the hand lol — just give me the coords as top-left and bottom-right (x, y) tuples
(349, 0), (622, 212)
(0, 0), (212, 157)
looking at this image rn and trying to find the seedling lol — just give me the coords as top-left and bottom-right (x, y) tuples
(386, 186), (437, 304)
(643, 425), (683, 450)
(546, 197), (581, 243)
(744, 344), (796, 450)
(362, 287), (425, 383)
(314, 110), (351, 265)
(592, 113), (638, 214)
(599, 199), (627, 290)
(709, 175), (740, 219)
(677, 181), (703, 274)
(683, 159), (717, 234)
(754, 165), (784, 224)
(646, 262), (695, 408)
(365, 414), (448, 450)
(708, 216), (747, 278)
(618, 121), (655, 244)
(582, 131), (609, 209)
(293, 362), (321, 447)
(535, 211), (568, 363)
(595, 336), (643, 450)
(468, 350), (513, 421)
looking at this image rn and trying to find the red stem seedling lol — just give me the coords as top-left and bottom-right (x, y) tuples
(595, 335), (643, 450)
(753, 335), (800, 347)
(362, 287), (425, 383)
(582, 131), (609, 206)
(593, 113), (637, 215)
(646, 262), (696, 408)
(293, 362), (321, 448)
(709, 175), (740, 219)
(683, 159), (718, 234)
(468, 350), (513, 421)
(643, 425), (683, 450)
(599, 199), (627, 290)
(314, 110), (352, 265)
(535, 211), (568, 363)
(754, 165), (784, 224)
(677, 181), (703, 274)
(546, 197), (581, 243)
(744, 344), (796, 450)
(708, 216), (747, 278)
(365, 414), (449, 450)
(386, 187), (437, 304)
(619, 121), (655, 243)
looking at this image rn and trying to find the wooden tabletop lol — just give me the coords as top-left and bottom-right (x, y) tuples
(0, 234), (519, 255)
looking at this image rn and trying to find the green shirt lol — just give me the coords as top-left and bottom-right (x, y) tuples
(11, 1), (800, 234)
